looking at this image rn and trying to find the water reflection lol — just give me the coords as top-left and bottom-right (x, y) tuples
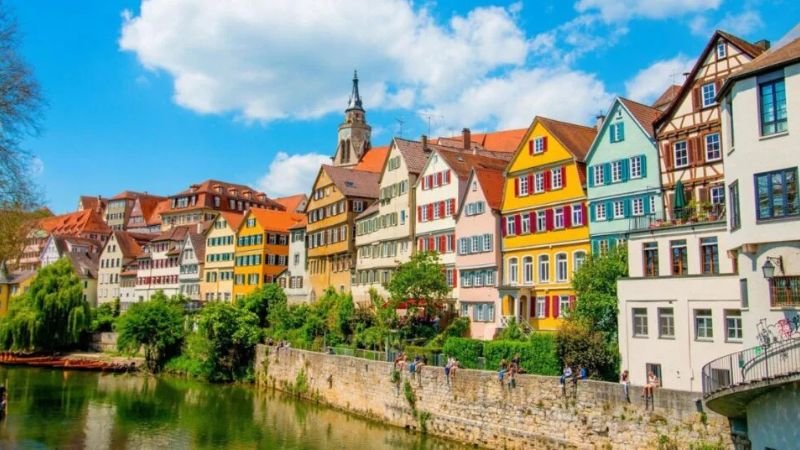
(0, 367), (465, 450)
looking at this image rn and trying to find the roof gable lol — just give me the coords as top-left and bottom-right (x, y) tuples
(507, 116), (596, 175)
(585, 98), (659, 165)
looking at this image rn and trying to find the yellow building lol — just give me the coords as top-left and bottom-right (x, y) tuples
(499, 117), (596, 331)
(0, 265), (35, 316)
(306, 165), (380, 300)
(233, 208), (305, 300)
(201, 212), (242, 302)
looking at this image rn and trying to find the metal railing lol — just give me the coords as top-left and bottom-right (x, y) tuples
(701, 337), (800, 397)
(629, 205), (726, 232)
(770, 276), (800, 308)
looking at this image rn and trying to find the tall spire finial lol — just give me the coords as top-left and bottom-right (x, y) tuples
(347, 69), (363, 111)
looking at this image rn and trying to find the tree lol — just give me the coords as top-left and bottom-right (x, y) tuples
(0, 207), (50, 265)
(90, 298), (120, 333)
(386, 251), (449, 317)
(0, 1), (45, 210)
(236, 283), (286, 328)
(116, 291), (185, 371)
(571, 246), (627, 338)
(555, 320), (619, 381)
(0, 258), (90, 351)
(194, 301), (262, 382)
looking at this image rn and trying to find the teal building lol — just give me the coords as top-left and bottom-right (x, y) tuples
(585, 98), (664, 254)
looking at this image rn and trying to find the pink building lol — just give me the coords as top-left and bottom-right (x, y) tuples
(455, 168), (505, 340)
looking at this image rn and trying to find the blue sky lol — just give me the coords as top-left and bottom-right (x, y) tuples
(9, 0), (798, 213)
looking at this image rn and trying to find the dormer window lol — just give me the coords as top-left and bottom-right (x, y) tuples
(716, 42), (726, 59)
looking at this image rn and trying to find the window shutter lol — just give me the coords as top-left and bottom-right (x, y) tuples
(552, 296), (560, 318)
(569, 295), (576, 310)
(667, 192), (675, 214)
(544, 295), (551, 317)
(427, 204), (434, 219)
(692, 86), (701, 110)
(621, 159), (629, 182)
(528, 173), (534, 192)
(619, 123), (625, 141)
(588, 166), (595, 188)
(545, 209), (554, 230)
(688, 138), (696, 166)
(603, 163), (611, 184)
(417, 206), (422, 222)
(623, 198), (632, 217)
(449, 234), (455, 252)
(542, 136), (548, 152)
(531, 212), (538, 233)
(544, 170), (552, 191)
(693, 137), (704, 165)
(581, 203), (588, 225)
(605, 201), (613, 220)
(439, 201), (445, 217)
(640, 155), (647, 177)
(590, 203), (596, 222)
(446, 170), (451, 184)
(530, 298), (536, 316)
(528, 140), (534, 155)
(453, 269), (458, 287)
(644, 195), (652, 214)
(561, 166), (567, 187)
(501, 217), (507, 237)
(698, 187), (709, 203)
(437, 172), (443, 185)
(428, 237), (435, 251)
(439, 235), (447, 252)
(514, 214), (521, 235)
(514, 177), (520, 196)
(663, 143), (673, 170)
(564, 205), (572, 227)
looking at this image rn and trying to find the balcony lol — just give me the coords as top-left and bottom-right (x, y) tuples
(629, 204), (726, 233)
(702, 335), (800, 417)
(769, 276), (800, 308)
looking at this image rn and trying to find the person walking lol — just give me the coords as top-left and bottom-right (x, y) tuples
(620, 370), (631, 403)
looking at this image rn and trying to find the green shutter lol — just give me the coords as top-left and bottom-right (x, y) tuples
(603, 164), (611, 184)
(621, 159), (629, 182)
(619, 123), (625, 141)
(588, 166), (595, 187)
(640, 155), (647, 177)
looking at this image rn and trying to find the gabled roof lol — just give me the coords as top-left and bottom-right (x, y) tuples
(217, 211), (244, 230)
(79, 196), (107, 212)
(113, 230), (154, 260)
(274, 194), (307, 213)
(354, 145), (391, 173)
(288, 216), (307, 230)
(654, 29), (767, 132)
(356, 200), (381, 220)
(321, 165), (381, 199)
(434, 147), (511, 181)
(0, 270), (35, 286)
(186, 231), (206, 261)
(151, 225), (191, 243)
(536, 116), (597, 162)
(474, 168), (505, 211)
(393, 138), (430, 174)
(37, 210), (111, 236)
(652, 84), (681, 111)
(619, 97), (661, 139)
(246, 208), (306, 233)
(111, 191), (151, 200)
(719, 31), (800, 98)
(148, 200), (170, 225)
(65, 250), (99, 280)
(438, 128), (527, 153)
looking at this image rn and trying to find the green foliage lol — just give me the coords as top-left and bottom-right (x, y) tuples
(495, 317), (529, 341)
(293, 368), (309, 396)
(237, 283), (286, 328)
(390, 369), (401, 384)
(267, 288), (358, 349)
(90, 299), (120, 333)
(0, 258), (90, 351)
(386, 251), (449, 317)
(403, 379), (416, 412)
(484, 335), (560, 375)
(116, 291), (186, 371)
(427, 316), (470, 347)
(555, 320), (619, 381)
(442, 337), (484, 368)
(163, 353), (206, 379)
(403, 345), (440, 365)
(195, 301), (262, 382)
(571, 246), (627, 338)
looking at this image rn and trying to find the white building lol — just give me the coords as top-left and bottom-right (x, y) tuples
(179, 231), (205, 303)
(134, 226), (190, 301)
(617, 221), (742, 392)
(97, 231), (153, 305)
(278, 221), (310, 304)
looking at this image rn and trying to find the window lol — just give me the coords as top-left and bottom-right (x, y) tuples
(559, 296), (570, 317)
(646, 363), (663, 387)
(725, 310), (742, 342)
(674, 141), (688, 168)
(519, 175), (529, 196)
(632, 197), (644, 216)
(523, 256), (533, 285)
(536, 211), (546, 231)
(556, 253), (568, 282)
(595, 203), (607, 221)
(538, 255), (550, 283)
(760, 78), (787, 135)
(508, 258), (518, 285)
(521, 213), (531, 234)
(471, 236), (480, 253)
(486, 270), (496, 286)
(695, 309), (713, 340)
(459, 238), (468, 255)
(740, 278), (749, 309)
(670, 240), (687, 275)
(573, 251), (586, 273)
(593, 165), (604, 186)
(473, 303), (495, 322)
(630, 156), (642, 178)
(755, 168), (799, 220)
(658, 308), (675, 338)
(705, 133), (721, 161)
(506, 217), (516, 236)
(551, 168), (563, 189)
(633, 308), (648, 337)
(613, 200), (624, 219)
(716, 42), (726, 58)
(769, 276), (800, 307)
(710, 185), (725, 206)
(729, 181), (741, 230)
(483, 234), (491, 252)
(701, 237), (719, 274)
(701, 82), (716, 108)
(533, 136), (546, 154)
(536, 297), (546, 318)
(598, 239), (609, 256)
(643, 242), (659, 277)
(460, 302), (469, 317)
(611, 161), (622, 182)
(571, 203), (583, 226)
(534, 172), (545, 193)
(610, 122), (624, 143)
(649, 196), (656, 216)
(554, 208), (565, 229)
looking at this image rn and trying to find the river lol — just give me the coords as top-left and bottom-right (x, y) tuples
(0, 366), (467, 450)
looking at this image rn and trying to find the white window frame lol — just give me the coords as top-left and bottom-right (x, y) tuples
(559, 295), (570, 318)
(593, 166), (604, 186)
(702, 82), (716, 108)
(705, 133), (721, 161)
(554, 208), (565, 229)
(632, 197), (644, 216)
(630, 156), (642, 178)
(710, 185), (725, 205)
(508, 258), (518, 285)
(471, 236), (480, 253)
(611, 161), (623, 183)
(506, 217), (515, 236)
(596, 203), (607, 221)
(674, 141), (689, 168)
(519, 175), (529, 196)
(573, 251), (586, 273)
(536, 211), (546, 231)
(551, 168), (563, 189)
(695, 309), (714, 341)
(534, 172), (545, 193)
(613, 200), (624, 219)
(521, 213), (531, 234)
(482, 234), (491, 252)
(536, 297), (546, 318)
(716, 42), (726, 59)
(571, 203), (583, 226)
(533, 136), (545, 154)
(555, 253), (568, 282)
(538, 255), (550, 283)
(523, 256), (533, 285)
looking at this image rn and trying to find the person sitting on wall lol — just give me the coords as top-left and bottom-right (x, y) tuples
(643, 371), (658, 398)
(559, 365), (572, 385)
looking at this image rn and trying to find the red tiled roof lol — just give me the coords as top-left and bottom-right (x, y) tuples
(114, 230), (154, 260)
(356, 200), (381, 220)
(322, 165), (381, 199)
(619, 98), (662, 138)
(288, 216), (307, 230)
(436, 147), (511, 181)
(218, 211), (244, 230)
(247, 208), (306, 233)
(79, 196), (107, 212)
(537, 117), (597, 162)
(111, 191), (152, 200)
(652, 84), (681, 111)
(719, 34), (800, 97)
(37, 210), (111, 236)
(439, 128), (527, 153)
(474, 168), (505, 211)
(354, 146), (390, 173)
(151, 225), (191, 243)
(274, 194), (307, 213)
(149, 200), (170, 225)
(167, 179), (284, 213)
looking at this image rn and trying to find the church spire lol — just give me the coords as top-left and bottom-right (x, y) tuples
(346, 70), (363, 112)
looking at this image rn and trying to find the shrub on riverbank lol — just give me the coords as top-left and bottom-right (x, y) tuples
(116, 292), (185, 371)
(439, 335), (560, 375)
(441, 337), (483, 368)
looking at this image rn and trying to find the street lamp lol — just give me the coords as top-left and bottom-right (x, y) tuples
(761, 256), (784, 278)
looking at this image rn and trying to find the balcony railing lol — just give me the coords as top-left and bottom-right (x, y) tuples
(701, 336), (800, 398)
(629, 205), (726, 232)
(770, 276), (800, 307)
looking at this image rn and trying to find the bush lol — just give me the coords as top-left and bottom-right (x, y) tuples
(555, 319), (619, 381)
(442, 337), (483, 368)
(403, 345), (441, 365)
(484, 334), (559, 375)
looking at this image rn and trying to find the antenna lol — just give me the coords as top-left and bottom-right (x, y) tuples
(420, 113), (444, 136)
(395, 117), (405, 137)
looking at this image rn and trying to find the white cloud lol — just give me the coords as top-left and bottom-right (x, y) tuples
(29, 157), (44, 177)
(531, 14), (628, 64)
(120, 0), (529, 124)
(257, 152), (331, 197)
(625, 55), (695, 104)
(575, 0), (722, 22)
(690, 10), (763, 37)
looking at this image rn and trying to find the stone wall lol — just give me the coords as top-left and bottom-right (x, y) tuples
(255, 346), (732, 449)
(90, 332), (118, 352)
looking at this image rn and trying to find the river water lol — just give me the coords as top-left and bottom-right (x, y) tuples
(0, 366), (467, 450)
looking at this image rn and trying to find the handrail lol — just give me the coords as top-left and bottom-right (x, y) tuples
(701, 337), (800, 398)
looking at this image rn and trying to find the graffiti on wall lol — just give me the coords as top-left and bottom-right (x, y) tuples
(756, 316), (800, 348)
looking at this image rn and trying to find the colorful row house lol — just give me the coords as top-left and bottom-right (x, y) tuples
(201, 212), (241, 302)
(500, 117), (596, 331)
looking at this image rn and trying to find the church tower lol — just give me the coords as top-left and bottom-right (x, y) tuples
(334, 71), (371, 167)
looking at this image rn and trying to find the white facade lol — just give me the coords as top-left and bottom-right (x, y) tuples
(134, 238), (183, 301)
(178, 234), (202, 301)
(618, 222), (743, 392)
(282, 226), (310, 304)
(721, 59), (800, 347)
(97, 234), (124, 304)
(39, 236), (61, 267)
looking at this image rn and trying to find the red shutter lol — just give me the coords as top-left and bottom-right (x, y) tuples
(663, 143), (673, 170)
(544, 170), (552, 191)
(527, 173), (534, 192)
(545, 209), (554, 231)
(542, 136), (548, 152)
(581, 203), (587, 226)
(514, 214), (521, 235)
(439, 201), (445, 217)
(692, 87), (701, 110)
(446, 170), (451, 184)
(530, 298), (536, 316)
(569, 295), (576, 310)
(437, 172), (443, 185)
(453, 269), (458, 287)
(418, 238), (423, 250)
(501, 217), (507, 237)
(544, 295), (551, 317)
(561, 166), (567, 187)
(439, 235), (447, 252)
(428, 237), (435, 251)
(531, 212), (537, 233)
(564, 205), (572, 228)
(528, 140), (534, 155)
(693, 136), (704, 165)
(428, 204), (434, 219)
(514, 177), (520, 196)
(552, 296), (560, 318)
(417, 206), (422, 222)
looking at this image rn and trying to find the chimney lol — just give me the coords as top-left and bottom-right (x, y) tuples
(421, 134), (428, 150)
(595, 115), (606, 131)
(755, 39), (770, 51)
(462, 128), (471, 150)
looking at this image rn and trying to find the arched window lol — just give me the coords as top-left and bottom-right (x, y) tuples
(573, 251), (587, 273)
(556, 253), (568, 282)
(508, 258), (518, 285)
(538, 255), (550, 283)
(523, 256), (533, 285)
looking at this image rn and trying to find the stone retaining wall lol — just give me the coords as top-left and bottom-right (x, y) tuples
(255, 346), (732, 449)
